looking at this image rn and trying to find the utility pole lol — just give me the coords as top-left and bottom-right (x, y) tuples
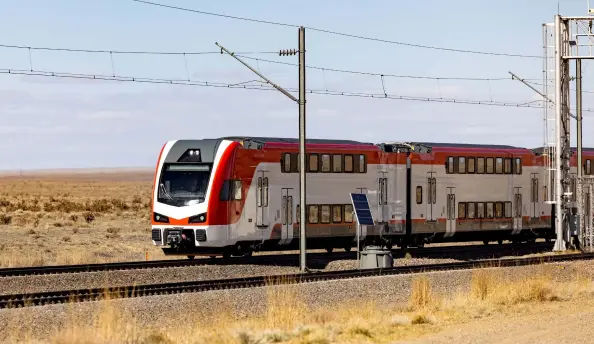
(298, 26), (307, 273)
(577, 59), (583, 184)
(215, 26), (309, 272)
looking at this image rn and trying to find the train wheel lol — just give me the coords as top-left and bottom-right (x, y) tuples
(497, 239), (503, 245)
(187, 255), (195, 260)
(326, 247), (334, 253)
(483, 240), (489, 245)
(344, 245), (351, 252)
(222, 250), (231, 260)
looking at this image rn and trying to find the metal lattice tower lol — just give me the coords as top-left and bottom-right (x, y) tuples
(542, 23), (556, 207)
(544, 13), (594, 251)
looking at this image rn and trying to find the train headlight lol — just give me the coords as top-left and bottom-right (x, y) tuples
(153, 212), (169, 223)
(189, 213), (207, 223)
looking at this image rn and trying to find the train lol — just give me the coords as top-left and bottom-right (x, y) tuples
(150, 136), (594, 258)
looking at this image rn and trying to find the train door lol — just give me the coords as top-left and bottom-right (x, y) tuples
(445, 187), (456, 237)
(378, 171), (388, 223)
(280, 188), (294, 245)
(514, 187), (523, 233)
(426, 172), (437, 222)
(530, 173), (539, 219)
(256, 172), (269, 229)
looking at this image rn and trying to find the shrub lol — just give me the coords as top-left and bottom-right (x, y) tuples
(84, 212), (95, 223)
(0, 215), (12, 225)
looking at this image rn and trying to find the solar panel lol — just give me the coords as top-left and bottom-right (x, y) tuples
(350, 193), (375, 226)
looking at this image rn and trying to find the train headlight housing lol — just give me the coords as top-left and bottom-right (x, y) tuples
(188, 213), (207, 223)
(153, 212), (169, 223)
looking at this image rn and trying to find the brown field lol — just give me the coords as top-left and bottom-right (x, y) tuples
(3, 263), (594, 343)
(0, 169), (165, 267)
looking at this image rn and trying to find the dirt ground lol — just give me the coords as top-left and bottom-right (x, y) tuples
(400, 298), (594, 344)
(0, 169), (166, 267)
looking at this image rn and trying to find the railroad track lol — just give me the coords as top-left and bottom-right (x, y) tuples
(0, 242), (553, 278)
(1, 250), (590, 309)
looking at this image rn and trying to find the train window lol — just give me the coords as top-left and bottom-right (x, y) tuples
(416, 186), (423, 204)
(287, 196), (293, 224)
(263, 177), (269, 207)
(344, 204), (354, 223)
(531, 178), (539, 203)
(290, 153), (299, 173)
(486, 202), (494, 218)
(256, 178), (262, 206)
(282, 153), (291, 173)
(332, 205), (342, 223)
(458, 202), (466, 219)
(467, 202), (476, 219)
(587, 160), (592, 175)
(320, 205), (331, 224)
(344, 154), (354, 173)
(308, 205), (319, 224)
(467, 157), (476, 174)
(358, 154), (367, 173)
(447, 156), (455, 174)
(495, 158), (503, 174)
(504, 158), (512, 174)
(504, 201), (512, 218)
(571, 178), (577, 202)
(514, 158), (522, 174)
(308, 154), (319, 172)
(333, 154), (343, 173)
(486, 157), (494, 174)
(477, 157), (485, 174)
(459, 157), (466, 174)
(233, 180), (243, 200)
(477, 202), (485, 218)
(321, 154), (331, 172)
(296, 204), (300, 223)
(281, 196), (287, 224)
(495, 202), (503, 218)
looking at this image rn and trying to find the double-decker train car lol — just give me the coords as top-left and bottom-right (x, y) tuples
(150, 136), (594, 258)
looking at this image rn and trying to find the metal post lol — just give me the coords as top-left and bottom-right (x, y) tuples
(554, 14), (565, 251)
(298, 26), (307, 272)
(577, 59), (583, 243)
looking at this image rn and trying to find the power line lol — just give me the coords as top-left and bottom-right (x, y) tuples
(131, 0), (542, 59)
(4, 67), (590, 112)
(0, 43), (277, 56)
(0, 43), (542, 83)
(236, 55), (541, 81)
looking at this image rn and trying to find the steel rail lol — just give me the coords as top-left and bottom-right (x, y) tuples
(1, 250), (589, 309)
(0, 242), (553, 278)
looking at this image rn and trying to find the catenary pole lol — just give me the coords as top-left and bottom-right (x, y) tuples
(298, 26), (307, 272)
(215, 28), (309, 271)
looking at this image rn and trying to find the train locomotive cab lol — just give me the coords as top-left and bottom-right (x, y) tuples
(151, 139), (239, 258)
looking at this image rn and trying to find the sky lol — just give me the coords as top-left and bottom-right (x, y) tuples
(0, 0), (593, 170)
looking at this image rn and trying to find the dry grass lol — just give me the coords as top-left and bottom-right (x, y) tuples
(3, 267), (589, 344)
(0, 173), (168, 267)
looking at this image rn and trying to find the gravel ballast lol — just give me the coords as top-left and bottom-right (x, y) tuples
(0, 257), (461, 295)
(0, 259), (592, 342)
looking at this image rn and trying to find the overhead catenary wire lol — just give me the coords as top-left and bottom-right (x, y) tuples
(235, 55), (533, 81)
(131, 0), (542, 59)
(0, 43), (542, 82)
(4, 67), (594, 113)
(0, 43), (278, 56)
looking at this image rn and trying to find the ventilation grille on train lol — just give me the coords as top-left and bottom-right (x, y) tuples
(151, 229), (162, 241)
(195, 229), (207, 242)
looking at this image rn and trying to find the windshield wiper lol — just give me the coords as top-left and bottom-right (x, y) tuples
(159, 183), (173, 200)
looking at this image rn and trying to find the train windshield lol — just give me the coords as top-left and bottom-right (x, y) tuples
(157, 164), (212, 207)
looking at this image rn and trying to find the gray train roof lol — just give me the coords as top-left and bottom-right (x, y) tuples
(409, 142), (527, 150)
(221, 136), (376, 146)
(532, 146), (594, 154)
